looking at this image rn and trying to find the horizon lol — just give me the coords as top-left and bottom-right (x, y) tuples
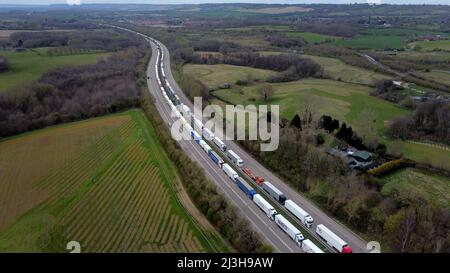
(1, 1), (450, 6)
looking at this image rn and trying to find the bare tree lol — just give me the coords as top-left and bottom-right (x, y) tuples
(257, 84), (274, 102)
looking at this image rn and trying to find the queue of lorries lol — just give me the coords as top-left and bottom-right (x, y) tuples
(149, 35), (352, 254)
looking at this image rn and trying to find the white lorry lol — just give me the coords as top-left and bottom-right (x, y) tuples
(226, 150), (243, 167)
(213, 136), (227, 152)
(284, 200), (314, 228)
(202, 127), (214, 141)
(316, 224), (352, 253)
(301, 239), (324, 253)
(252, 194), (277, 221)
(222, 163), (238, 181)
(199, 140), (212, 154)
(274, 214), (304, 247)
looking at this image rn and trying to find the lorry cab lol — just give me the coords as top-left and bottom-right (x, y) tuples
(269, 210), (277, 221)
(236, 159), (244, 167)
(305, 215), (314, 228)
(342, 245), (353, 253)
(295, 234), (305, 247)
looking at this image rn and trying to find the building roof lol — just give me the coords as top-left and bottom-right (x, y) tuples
(351, 150), (372, 161)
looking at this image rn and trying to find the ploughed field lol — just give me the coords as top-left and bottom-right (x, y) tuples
(0, 110), (211, 252)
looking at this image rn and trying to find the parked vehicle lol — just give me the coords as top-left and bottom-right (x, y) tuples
(191, 131), (201, 143)
(208, 150), (224, 166)
(226, 150), (243, 167)
(262, 181), (286, 204)
(242, 168), (255, 180)
(235, 176), (256, 199)
(301, 239), (324, 253)
(192, 117), (203, 133)
(274, 214), (304, 247)
(199, 140), (212, 154)
(316, 224), (352, 253)
(252, 194), (277, 220)
(202, 127), (214, 141)
(213, 136), (227, 152)
(222, 163), (238, 181)
(284, 200), (314, 228)
(183, 123), (193, 136)
(177, 104), (191, 117)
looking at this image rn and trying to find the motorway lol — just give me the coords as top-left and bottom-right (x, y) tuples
(157, 44), (369, 253)
(145, 39), (302, 253)
(112, 25), (369, 253)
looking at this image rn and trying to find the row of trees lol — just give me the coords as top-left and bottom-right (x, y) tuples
(266, 34), (307, 48)
(192, 52), (321, 82)
(387, 99), (450, 144)
(239, 114), (449, 252)
(0, 47), (144, 137)
(191, 39), (243, 54)
(0, 56), (9, 72)
(8, 30), (144, 52)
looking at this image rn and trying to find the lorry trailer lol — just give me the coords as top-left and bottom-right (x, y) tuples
(301, 239), (324, 253)
(202, 127), (214, 141)
(284, 200), (314, 228)
(199, 140), (212, 154)
(274, 214), (304, 247)
(208, 150), (224, 167)
(222, 163), (238, 181)
(235, 176), (256, 199)
(316, 224), (352, 253)
(191, 131), (201, 143)
(252, 194), (277, 220)
(262, 181), (286, 205)
(226, 150), (244, 167)
(213, 136), (227, 152)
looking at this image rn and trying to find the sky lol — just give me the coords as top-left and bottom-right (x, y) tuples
(0, 0), (449, 5)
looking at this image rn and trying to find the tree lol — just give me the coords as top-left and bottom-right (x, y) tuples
(319, 115), (333, 132)
(0, 56), (9, 73)
(290, 114), (302, 130)
(374, 79), (395, 94)
(336, 122), (348, 139)
(356, 109), (379, 150)
(257, 84), (274, 102)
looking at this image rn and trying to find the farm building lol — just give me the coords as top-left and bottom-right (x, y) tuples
(392, 80), (409, 88)
(351, 150), (373, 163)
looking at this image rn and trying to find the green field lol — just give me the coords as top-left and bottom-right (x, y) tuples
(237, 6), (313, 14)
(184, 63), (450, 169)
(388, 141), (450, 171)
(0, 110), (225, 252)
(0, 48), (109, 92)
(211, 78), (408, 134)
(301, 54), (391, 85)
(381, 168), (450, 208)
(184, 64), (406, 133)
(333, 35), (406, 50)
(260, 51), (390, 85)
(409, 40), (450, 52)
(333, 28), (449, 50)
(183, 64), (277, 89)
(416, 70), (450, 86)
